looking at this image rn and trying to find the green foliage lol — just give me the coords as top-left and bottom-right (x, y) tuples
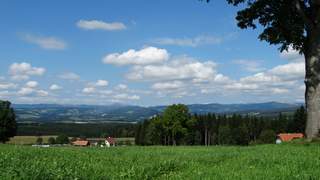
(55, 134), (69, 144)
(205, 0), (310, 52)
(259, 129), (276, 144)
(288, 106), (306, 133)
(218, 125), (233, 145)
(35, 137), (43, 145)
(48, 137), (56, 145)
(0, 100), (17, 143)
(1, 144), (320, 179)
(17, 122), (135, 138)
(136, 104), (304, 146)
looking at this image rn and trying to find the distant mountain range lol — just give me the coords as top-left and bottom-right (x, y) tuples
(13, 102), (302, 123)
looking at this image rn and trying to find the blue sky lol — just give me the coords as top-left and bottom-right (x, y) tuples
(0, 0), (305, 106)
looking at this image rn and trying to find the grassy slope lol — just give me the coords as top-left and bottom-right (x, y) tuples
(0, 144), (320, 179)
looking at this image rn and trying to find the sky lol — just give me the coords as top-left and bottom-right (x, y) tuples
(0, 0), (305, 106)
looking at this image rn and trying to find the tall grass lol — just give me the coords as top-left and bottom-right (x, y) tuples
(0, 144), (320, 179)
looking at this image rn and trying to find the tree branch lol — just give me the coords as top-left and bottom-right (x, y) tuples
(295, 0), (314, 30)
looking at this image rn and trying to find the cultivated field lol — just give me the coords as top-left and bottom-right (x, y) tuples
(0, 143), (320, 179)
(8, 136), (135, 145)
(8, 136), (57, 145)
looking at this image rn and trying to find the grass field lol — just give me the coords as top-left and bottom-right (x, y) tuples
(1, 143), (320, 179)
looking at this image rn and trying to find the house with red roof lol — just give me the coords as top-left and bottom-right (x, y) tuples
(72, 140), (90, 147)
(105, 137), (116, 147)
(276, 133), (304, 143)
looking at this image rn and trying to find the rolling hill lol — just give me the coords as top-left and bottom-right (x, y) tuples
(12, 102), (302, 123)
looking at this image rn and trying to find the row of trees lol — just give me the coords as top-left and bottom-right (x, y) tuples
(135, 104), (306, 146)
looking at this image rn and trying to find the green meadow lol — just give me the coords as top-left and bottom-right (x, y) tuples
(1, 143), (320, 179)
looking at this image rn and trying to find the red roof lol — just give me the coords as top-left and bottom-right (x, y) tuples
(277, 133), (304, 142)
(72, 140), (90, 146)
(106, 137), (115, 144)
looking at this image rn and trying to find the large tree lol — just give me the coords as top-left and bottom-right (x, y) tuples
(0, 100), (17, 143)
(206, 0), (320, 138)
(162, 104), (190, 145)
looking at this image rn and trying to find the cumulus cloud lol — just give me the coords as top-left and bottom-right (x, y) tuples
(9, 62), (46, 80)
(152, 35), (222, 47)
(126, 58), (218, 82)
(25, 81), (38, 88)
(0, 83), (17, 90)
(58, 72), (80, 80)
(102, 47), (169, 66)
(17, 81), (49, 97)
(151, 81), (185, 91)
(49, 84), (62, 91)
(94, 80), (109, 87)
(18, 87), (34, 96)
(82, 87), (96, 94)
(37, 90), (49, 97)
(113, 93), (140, 100)
(77, 19), (126, 31)
(22, 34), (67, 50)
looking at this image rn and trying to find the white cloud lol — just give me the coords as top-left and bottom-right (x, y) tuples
(269, 62), (304, 80)
(49, 84), (62, 91)
(37, 90), (49, 97)
(95, 80), (109, 87)
(225, 83), (259, 91)
(232, 60), (266, 72)
(82, 87), (95, 94)
(126, 58), (218, 82)
(17, 81), (49, 97)
(102, 47), (169, 66)
(58, 72), (80, 80)
(115, 84), (128, 90)
(77, 19), (126, 31)
(113, 93), (140, 100)
(22, 34), (67, 50)
(9, 62), (46, 80)
(0, 83), (17, 90)
(280, 47), (303, 61)
(25, 81), (38, 88)
(271, 88), (289, 94)
(152, 35), (222, 47)
(18, 87), (34, 96)
(151, 81), (185, 90)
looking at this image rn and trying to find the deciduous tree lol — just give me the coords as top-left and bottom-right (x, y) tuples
(205, 0), (320, 138)
(0, 100), (17, 143)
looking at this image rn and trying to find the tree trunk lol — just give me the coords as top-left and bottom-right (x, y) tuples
(204, 128), (208, 146)
(305, 29), (320, 139)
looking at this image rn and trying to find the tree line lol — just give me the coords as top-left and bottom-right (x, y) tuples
(135, 104), (306, 146)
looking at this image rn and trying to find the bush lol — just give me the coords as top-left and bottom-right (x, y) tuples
(36, 137), (43, 145)
(48, 137), (56, 145)
(259, 130), (276, 144)
(55, 134), (69, 144)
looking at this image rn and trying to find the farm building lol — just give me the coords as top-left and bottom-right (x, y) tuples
(276, 133), (304, 143)
(105, 137), (116, 147)
(72, 140), (90, 147)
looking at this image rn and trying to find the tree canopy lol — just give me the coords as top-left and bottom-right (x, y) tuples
(206, 0), (313, 52)
(0, 100), (17, 143)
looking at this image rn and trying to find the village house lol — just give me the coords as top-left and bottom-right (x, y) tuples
(105, 137), (116, 147)
(276, 133), (304, 144)
(72, 140), (90, 147)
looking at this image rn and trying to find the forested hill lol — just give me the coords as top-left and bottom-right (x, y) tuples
(13, 102), (301, 123)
